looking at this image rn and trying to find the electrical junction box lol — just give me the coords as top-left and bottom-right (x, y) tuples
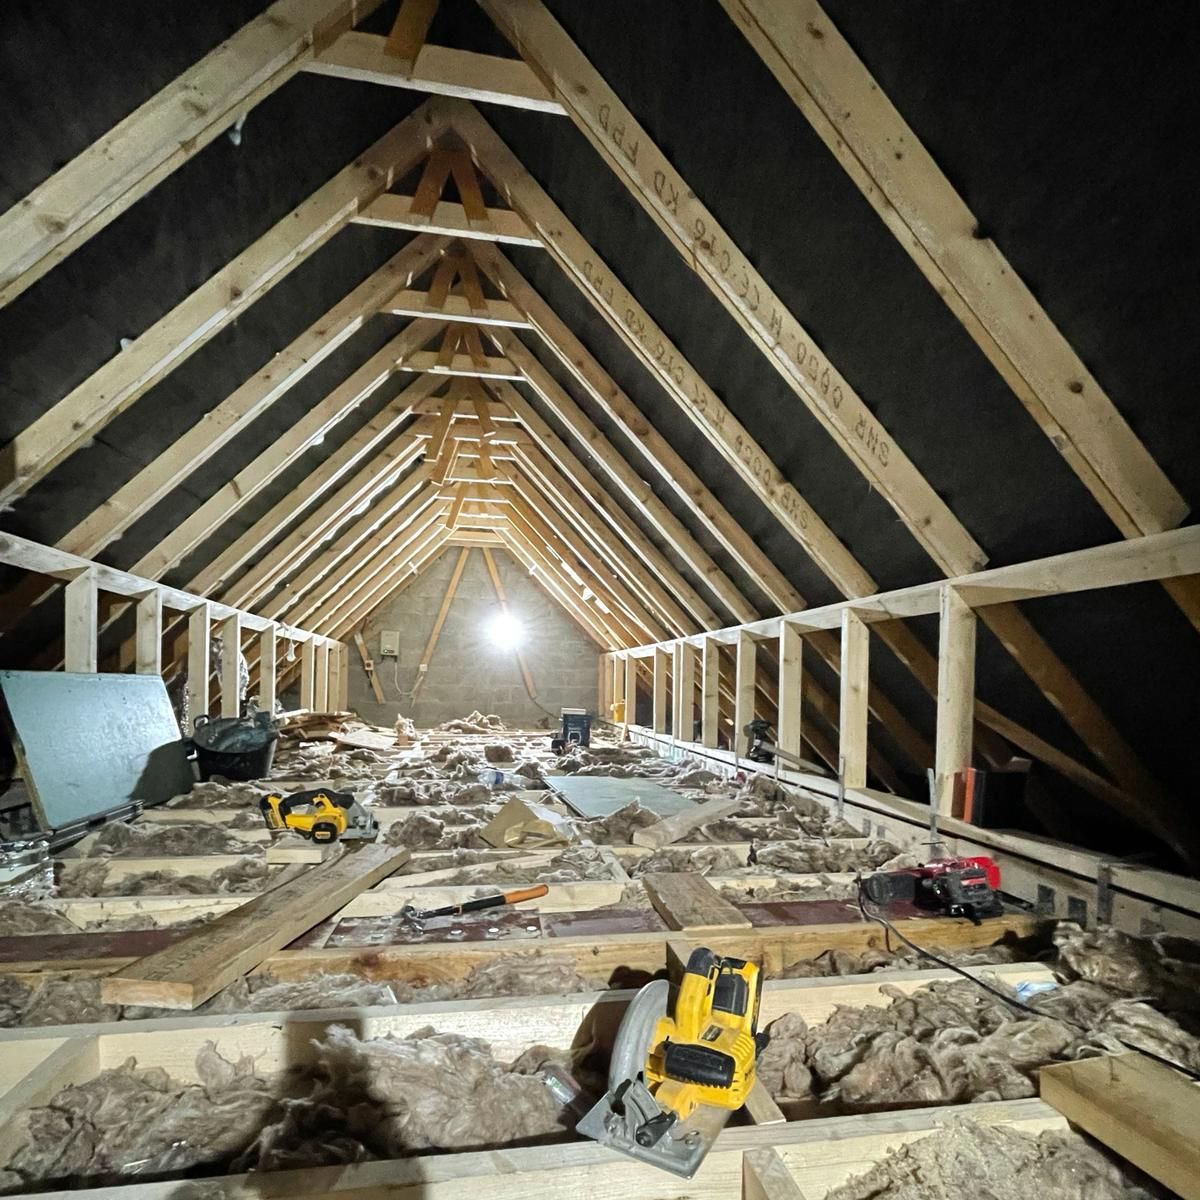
(379, 631), (401, 659)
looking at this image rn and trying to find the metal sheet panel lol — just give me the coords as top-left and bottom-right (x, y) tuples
(0, 671), (193, 830)
(545, 774), (695, 818)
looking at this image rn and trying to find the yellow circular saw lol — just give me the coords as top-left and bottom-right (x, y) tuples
(577, 947), (763, 1177)
(259, 788), (379, 843)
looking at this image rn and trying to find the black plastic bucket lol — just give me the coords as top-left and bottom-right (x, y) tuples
(191, 711), (279, 782)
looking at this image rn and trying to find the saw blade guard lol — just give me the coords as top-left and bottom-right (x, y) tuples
(609, 977), (669, 1091)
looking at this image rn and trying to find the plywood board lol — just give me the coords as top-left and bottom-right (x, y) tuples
(545, 774), (694, 818)
(0, 671), (192, 829)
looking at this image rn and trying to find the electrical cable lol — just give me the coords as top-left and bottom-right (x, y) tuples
(854, 878), (1200, 1081)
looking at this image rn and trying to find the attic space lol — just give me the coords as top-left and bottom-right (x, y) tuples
(0, 3), (1198, 1198)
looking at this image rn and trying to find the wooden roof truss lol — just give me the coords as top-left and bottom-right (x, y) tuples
(0, 0), (1195, 858)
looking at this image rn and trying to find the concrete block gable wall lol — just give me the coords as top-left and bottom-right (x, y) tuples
(348, 548), (599, 728)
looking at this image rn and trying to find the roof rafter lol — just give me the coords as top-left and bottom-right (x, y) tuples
(499, 526), (618, 648)
(448, 97), (1161, 807)
(479, 0), (987, 578)
(0, 18), (1179, 831)
(511, 442), (696, 635)
(476, 246), (804, 613)
(0, 0), (390, 309)
(0, 101), (447, 506)
(719, 0), (1191, 553)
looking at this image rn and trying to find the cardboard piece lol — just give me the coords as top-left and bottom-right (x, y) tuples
(481, 796), (573, 849)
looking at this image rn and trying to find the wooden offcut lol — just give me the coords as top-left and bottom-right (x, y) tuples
(1039, 1053), (1200, 1200)
(742, 1146), (808, 1200)
(642, 872), (753, 933)
(631, 792), (742, 849)
(99, 843), (411, 1010)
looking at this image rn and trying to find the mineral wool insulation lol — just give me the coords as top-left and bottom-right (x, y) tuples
(758, 949), (1200, 1108)
(823, 1118), (1162, 1200)
(0, 1027), (573, 1193)
(1, 954), (593, 1028)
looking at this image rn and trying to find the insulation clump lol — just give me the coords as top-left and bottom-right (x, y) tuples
(57, 855), (269, 897)
(753, 839), (902, 874)
(77, 820), (254, 857)
(629, 845), (743, 876)
(779, 942), (1018, 978)
(384, 954), (592, 1003)
(1053, 921), (1200, 1015)
(382, 813), (486, 851)
(718, 876), (861, 904)
(581, 800), (660, 844)
(164, 779), (265, 809)
(449, 953), (591, 999)
(0, 901), (80, 936)
(673, 766), (720, 788)
(8, 973), (121, 1028)
(1, 971), (400, 1028)
(823, 1118), (1159, 1200)
(242, 1025), (565, 1170)
(442, 848), (614, 885)
(760, 972), (1200, 1108)
(5, 1043), (275, 1188)
(5, 1030), (570, 1190)
(436, 711), (506, 734)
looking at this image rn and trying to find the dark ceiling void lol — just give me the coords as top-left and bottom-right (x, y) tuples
(0, 0), (1195, 867)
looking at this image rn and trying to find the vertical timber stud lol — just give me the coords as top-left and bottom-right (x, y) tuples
(701, 636), (720, 748)
(735, 630), (756, 759)
(611, 653), (623, 722)
(218, 614), (241, 718)
(134, 590), (162, 676)
(314, 641), (331, 712)
(652, 646), (670, 734)
(324, 648), (338, 710)
(935, 584), (977, 815)
(186, 603), (211, 722)
(337, 644), (351, 710)
(839, 610), (870, 788)
(300, 638), (316, 710)
(624, 652), (637, 734)
(328, 643), (341, 714)
(671, 641), (684, 738)
(258, 626), (277, 712)
(63, 570), (99, 672)
(778, 621), (804, 761)
(678, 640), (696, 743)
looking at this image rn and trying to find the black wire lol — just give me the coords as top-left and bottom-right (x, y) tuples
(854, 878), (1200, 1081)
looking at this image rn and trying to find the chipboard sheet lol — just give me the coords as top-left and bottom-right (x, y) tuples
(545, 774), (695, 818)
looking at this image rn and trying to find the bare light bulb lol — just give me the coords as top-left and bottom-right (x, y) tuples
(488, 611), (524, 649)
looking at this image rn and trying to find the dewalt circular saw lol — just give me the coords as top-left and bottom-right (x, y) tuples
(259, 788), (379, 843)
(577, 947), (763, 1178)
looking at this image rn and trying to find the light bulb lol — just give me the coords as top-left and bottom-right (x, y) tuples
(488, 611), (524, 649)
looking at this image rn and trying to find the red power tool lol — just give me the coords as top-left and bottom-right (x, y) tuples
(862, 856), (1003, 924)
